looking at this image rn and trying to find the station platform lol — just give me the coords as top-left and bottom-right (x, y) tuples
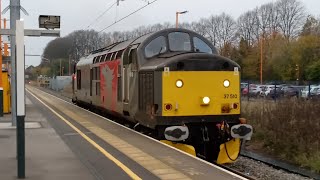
(0, 93), (94, 179)
(0, 85), (247, 180)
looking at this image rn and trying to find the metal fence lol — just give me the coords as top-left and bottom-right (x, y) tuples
(49, 76), (72, 92)
(241, 81), (320, 101)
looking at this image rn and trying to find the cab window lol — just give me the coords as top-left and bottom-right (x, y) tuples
(168, 32), (191, 52)
(129, 49), (138, 71)
(76, 70), (81, 90)
(193, 37), (213, 53)
(145, 36), (167, 58)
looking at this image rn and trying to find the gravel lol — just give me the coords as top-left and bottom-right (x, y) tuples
(225, 156), (313, 180)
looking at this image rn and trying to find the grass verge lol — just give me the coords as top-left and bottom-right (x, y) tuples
(242, 99), (320, 173)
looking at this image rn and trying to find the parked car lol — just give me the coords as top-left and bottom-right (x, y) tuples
(249, 85), (264, 97)
(301, 86), (320, 98)
(260, 85), (284, 98)
(242, 84), (263, 97)
(241, 83), (248, 91)
(260, 85), (275, 97)
(281, 86), (299, 97)
(310, 88), (320, 99)
(242, 87), (248, 96)
(266, 87), (284, 98)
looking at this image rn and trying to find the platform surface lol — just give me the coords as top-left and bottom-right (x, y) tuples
(0, 97), (95, 180)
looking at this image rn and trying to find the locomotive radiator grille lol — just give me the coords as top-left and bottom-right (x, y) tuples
(139, 71), (154, 111)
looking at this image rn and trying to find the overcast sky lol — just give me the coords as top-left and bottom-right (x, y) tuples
(2, 0), (319, 66)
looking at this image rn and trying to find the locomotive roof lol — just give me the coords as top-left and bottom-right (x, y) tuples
(77, 28), (215, 66)
(77, 31), (156, 66)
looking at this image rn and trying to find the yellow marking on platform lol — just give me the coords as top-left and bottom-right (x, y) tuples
(27, 89), (141, 180)
(79, 121), (91, 124)
(158, 173), (188, 179)
(152, 169), (178, 174)
(27, 86), (192, 180)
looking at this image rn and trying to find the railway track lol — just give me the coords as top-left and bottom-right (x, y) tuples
(240, 150), (320, 180)
(219, 164), (256, 180)
(37, 86), (319, 180)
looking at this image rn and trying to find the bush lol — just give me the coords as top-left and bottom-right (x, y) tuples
(242, 99), (320, 172)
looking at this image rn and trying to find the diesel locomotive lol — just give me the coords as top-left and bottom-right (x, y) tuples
(72, 28), (252, 163)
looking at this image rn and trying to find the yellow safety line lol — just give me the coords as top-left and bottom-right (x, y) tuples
(27, 89), (142, 180)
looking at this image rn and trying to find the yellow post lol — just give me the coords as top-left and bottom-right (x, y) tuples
(2, 70), (10, 113)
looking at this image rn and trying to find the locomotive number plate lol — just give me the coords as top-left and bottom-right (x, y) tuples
(224, 94), (238, 99)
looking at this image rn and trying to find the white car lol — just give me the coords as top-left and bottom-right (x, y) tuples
(260, 85), (274, 97)
(260, 85), (285, 97)
(301, 86), (320, 98)
(249, 85), (264, 97)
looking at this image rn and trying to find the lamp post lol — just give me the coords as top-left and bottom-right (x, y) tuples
(176, 11), (188, 28)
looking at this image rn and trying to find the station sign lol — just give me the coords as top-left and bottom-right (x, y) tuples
(39, 15), (60, 29)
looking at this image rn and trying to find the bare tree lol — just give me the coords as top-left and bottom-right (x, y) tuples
(215, 13), (237, 49)
(67, 30), (107, 61)
(276, 0), (306, 39)
(237, 10), (260, 46)
(189, 19), (208, 37)
(205, 15), (220, 46)
(149, 23), (165, 32)
(301, 15), (320, 36)
(162, 22), (174, 29)
(179, 22), (192, 29)
(258, 3), (280, 37)
(313, 17), (320, 36)
(265, 3), (280, 37)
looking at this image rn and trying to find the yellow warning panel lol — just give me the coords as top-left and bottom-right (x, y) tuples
(217, 138), (241, 164)
(160, 140), (196, 156)
(162, 71), (240, 116)
(2, 71), (11, 113)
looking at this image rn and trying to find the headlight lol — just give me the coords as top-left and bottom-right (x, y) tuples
(223, 80), (230, 88)
(176, 80), (183, 88)
(202, 96), (210, 104)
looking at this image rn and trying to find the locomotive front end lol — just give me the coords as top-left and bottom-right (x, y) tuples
(138, 29), (252, 163)
(154, 54), (252, 163)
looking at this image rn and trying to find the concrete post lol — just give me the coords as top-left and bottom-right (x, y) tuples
(10, 0), (20, 126)
(16, 20), (25, 179)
